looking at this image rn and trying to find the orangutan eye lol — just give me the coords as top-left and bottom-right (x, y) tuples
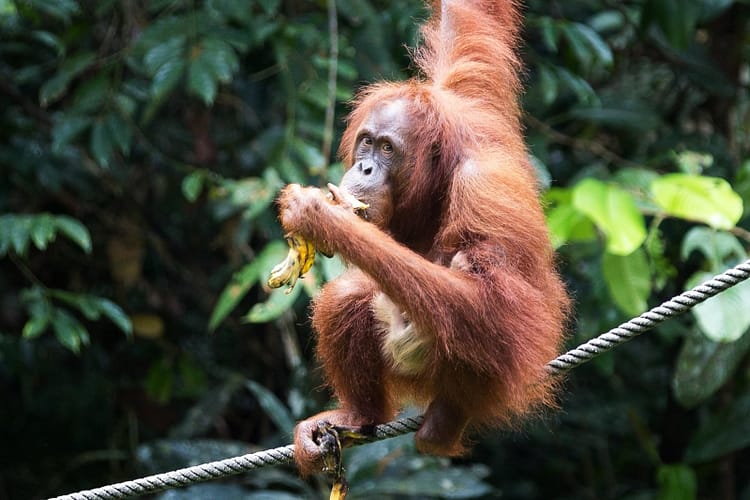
(381, 142), (393, 155)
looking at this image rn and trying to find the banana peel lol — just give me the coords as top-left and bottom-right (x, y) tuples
(268, 187), (368, 294)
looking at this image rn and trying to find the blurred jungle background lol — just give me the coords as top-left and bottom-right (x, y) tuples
(2, 0), (750, 498)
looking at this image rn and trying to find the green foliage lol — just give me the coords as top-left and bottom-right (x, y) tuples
(1, 0), (750, 498)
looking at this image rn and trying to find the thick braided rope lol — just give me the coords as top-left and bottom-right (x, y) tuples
(546, 258), (750, 374)
(49, 417), (424, 500)
(50, 259), (750, 500)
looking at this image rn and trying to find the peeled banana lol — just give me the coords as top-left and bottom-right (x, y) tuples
(267, 187), (368, 294)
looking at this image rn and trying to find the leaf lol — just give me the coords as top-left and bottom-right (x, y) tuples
(208, 240), (288, 331)
(51, 114), (91, 152)
(30, 213), (56, 250)
(52, 309), (89, 353)
(680, 228), (745, 268)
(182, 171), (205, 202)
(569, 106), (660, 131)
(546, 203), (596, 249)
(686, 271), (750, 342)
(685, 390), (750, 463)
(90, 119), (114, 168)
(244, 281), (302, 323)
(188, 51), (218, 105)
(54, 216), (92, 253)
(201, 38), (239, 83)
(602, 249), (651, 316)
(656, 464), (696, 500)
(8, 215), (32, 256)
(105, 113), (132, 155)
(150, 58), (185, 101)
(673, 329), (750, 408)
(143, 35), (186, 75)
(96, 297), (133, 337)
(23, 312), (50, 339)
(39, 52), (96, 106)
(537, 64), (558, 105)
(573, 178), (647, 255)
(651, 174), (743, 230)
(572, 23), (613, 67)
(246, 380), (295, 433)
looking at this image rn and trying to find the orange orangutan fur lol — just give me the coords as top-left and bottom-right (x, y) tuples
(278, 0), (570, 476)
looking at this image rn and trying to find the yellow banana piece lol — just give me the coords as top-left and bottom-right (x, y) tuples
(267, 188), (368, 293)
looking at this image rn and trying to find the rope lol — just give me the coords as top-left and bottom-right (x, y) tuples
(547, 258), (750, 374)
(50, 258), (750, 500)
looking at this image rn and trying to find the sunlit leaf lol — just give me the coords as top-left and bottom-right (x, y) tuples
(602, 249), (650, 316)
(686, 271), (750, 342)
(30, 213), (56, 250)
(182, 171), (205, 202)
(651, 174), (743, 230)
(52, 309), (89, 353)
(656, 464), (696, 500)
(573, 178), (647, 255)
(208, 240), (288, 331)
(244, 282), (302, 323)
(680, 228), (745, 268)
(55, 215), (92, 253)
(96, 297), (133, 337)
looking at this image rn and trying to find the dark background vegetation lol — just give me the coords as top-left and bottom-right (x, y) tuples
(1, 0), (750, 498)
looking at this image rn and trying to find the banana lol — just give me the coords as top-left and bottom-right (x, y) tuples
(267, 187), (368, 293)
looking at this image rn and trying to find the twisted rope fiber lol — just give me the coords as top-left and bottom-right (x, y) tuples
(547, 258), (750, 374)
(51, 259), (750, 500)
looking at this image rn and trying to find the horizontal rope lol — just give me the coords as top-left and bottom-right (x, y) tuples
(50, 258), (750, 500)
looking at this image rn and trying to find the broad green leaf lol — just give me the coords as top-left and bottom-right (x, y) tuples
(292, 139), (325, 174)
(673, 329), (750, 408)
(51, 114), (91, 152)
(105, 113), (132, 155)
(90, 119), (113, 168)
(537, 64), (558, 105)
(143, 36), (186, 75)
(680, 228), (745, 268)
(9, 215), (32, 256)
(208, 240), (287, 331)
(538, 17), (559, 52)
(182, 171), (205, 202)
(39, 52), (96, 106)
(573, 178), (647, 255)
(201, 39), (239, 83)
(685, 390), (750, 463)
(656, 464), (696, 500)
(55, 216), (92, 253)
(72, 75), (109, 114)
(188, 52), (217, 105)
(52, 309), (89, 353)
(651, 174), (743, 230)
(245, 380), (295, 433)
(30, 213), (56, 250)
(23, 313), (50, 339)
(686, 271), (750, 342)
(150, 58), (185, 100)
(602, 249), (650, 316)
(573, 23), (613, 67)
(244, 280), (302, 323)
(95, 297), (133, 337)
(546, 203), (596, 249)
